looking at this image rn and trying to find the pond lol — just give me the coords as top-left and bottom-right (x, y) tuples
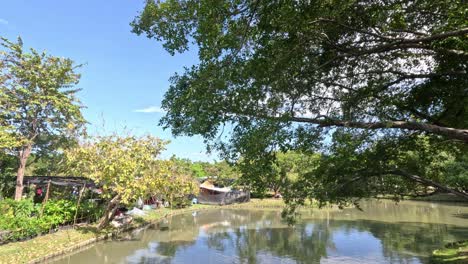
(52, 200), (468, 264)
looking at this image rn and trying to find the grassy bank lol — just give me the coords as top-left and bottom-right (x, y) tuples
(411, 193), (468, 202)
(224, 198), (286, 209)
(431, 241), (468, 263)
(0, 203), (214, 264)
(0, 228), (98, 264)
(0, 199), (283, 264)
(379, 193), (468, 203)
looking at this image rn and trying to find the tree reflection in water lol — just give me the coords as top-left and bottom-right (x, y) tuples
(227, 223), (332, 264)
(51, 201), (468, 264)
(147, 207), (467, 264)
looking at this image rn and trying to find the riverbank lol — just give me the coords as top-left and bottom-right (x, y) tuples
(379, 193), (468, 203)
(0, 198), (465, 263)
(0, 203), (212, 264)
(431, 241), (468, 263)
(0, 199), (286, 264)
(408, 193), (468, 263)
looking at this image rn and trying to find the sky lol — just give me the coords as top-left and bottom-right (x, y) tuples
(0, 1), (217, 161)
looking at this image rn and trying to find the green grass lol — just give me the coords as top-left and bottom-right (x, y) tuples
(431, 241), (468, 263)
(0, 228), (98, 264)
(225, 198), (286, 208)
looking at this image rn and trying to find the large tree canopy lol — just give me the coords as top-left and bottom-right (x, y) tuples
(132, 1), (468, 202)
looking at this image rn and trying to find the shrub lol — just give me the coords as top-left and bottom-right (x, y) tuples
(0, 198), (104, 243)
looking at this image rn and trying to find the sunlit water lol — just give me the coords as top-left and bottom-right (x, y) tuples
(51, 200), (468, 264)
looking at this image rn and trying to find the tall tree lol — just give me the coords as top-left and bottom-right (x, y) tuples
(132, 1), (467, 201)
(132, 0), (468, 200)
(0, 37), (85, 200)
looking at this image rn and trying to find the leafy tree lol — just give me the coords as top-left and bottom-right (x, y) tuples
(168, 156), (240, 182)
(168, 156), (194, 176)
(271, 151), (319, 197)
(146, 159), (199, 208)
(0, 37), (86, 200)
(66, 134), (198, 227)
(287, 133), (468, 209)
(132, 1), (468, 201)
(22, 151), (68, 176)
(65, 134), (167, 228)
(190, 162), (207, 178)
(441, 152), (468, 191)
(211, 160), (240, 181)
(236, 151), (319, 197)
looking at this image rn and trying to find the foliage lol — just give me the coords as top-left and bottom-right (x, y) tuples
(443, 154), (468, 191)
(0, 36), (86, 199)
(66, 134), (167, 205)
(237, 151), (319, 197)
(65, 134), (199, 226)
(132, 1), (468, 204)
(0, 198), (103, 243)
(208, 160), (240, 181)
(0, 153), (16, 199)
(191, 162), (207, 178)
(0, 126), (18, 149)
(26, 152), (67, 176)
(283, 133), (468, 209)
(145, 159), (200, 208)
(169, 156), (240, 182)
(271, 151), (319, 195)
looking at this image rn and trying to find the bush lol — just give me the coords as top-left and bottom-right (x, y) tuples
(0, 198), (38, 218)
(0, 198), (104, 243)
(0, 199), (40, 241)
(78, 200), (104, 223)
(43, 199), (77, 225)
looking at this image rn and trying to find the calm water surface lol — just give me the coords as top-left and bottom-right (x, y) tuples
(52, 200), (468, 264)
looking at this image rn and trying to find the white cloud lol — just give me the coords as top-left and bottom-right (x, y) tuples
(0, 18), (8, 25)
(133, 106), (167, 113)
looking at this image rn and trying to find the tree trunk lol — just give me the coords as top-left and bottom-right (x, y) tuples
(273, 187), (280, 197)
(14, 144), (32, 200)
(97, 194), (121, 229)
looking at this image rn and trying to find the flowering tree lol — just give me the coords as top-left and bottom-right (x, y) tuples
(66, 134), (167, 228)
(66, 134), (200, 228)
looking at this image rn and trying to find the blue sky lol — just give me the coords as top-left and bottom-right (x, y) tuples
(0, 1), (217, 161)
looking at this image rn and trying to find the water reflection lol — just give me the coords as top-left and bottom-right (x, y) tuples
(52, 200), (468, 264)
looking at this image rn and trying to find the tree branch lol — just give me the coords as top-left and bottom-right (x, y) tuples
(337, 27), (468, 56)
(337, 169), (468, 200)
(387, 169), (468, 200)
(286, 116), (468, 143)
